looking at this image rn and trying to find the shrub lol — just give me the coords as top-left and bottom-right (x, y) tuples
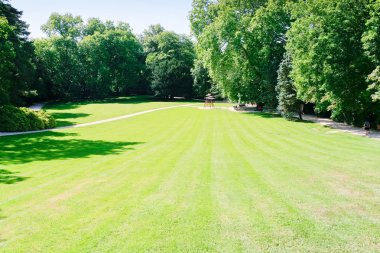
(0, 105), (56, 132)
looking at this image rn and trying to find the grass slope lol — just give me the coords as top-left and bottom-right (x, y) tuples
(1, 104), (380, 252)
(43, 96), (194, 127)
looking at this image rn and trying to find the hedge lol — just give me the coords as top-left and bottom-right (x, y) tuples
(0, 105), (56, 132)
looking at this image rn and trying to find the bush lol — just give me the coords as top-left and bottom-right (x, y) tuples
(0, 105), (56, 132)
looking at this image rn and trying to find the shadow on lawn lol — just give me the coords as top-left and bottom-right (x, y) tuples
(51, 112), (91, 127)
(45, 96), (199, 126)
(0, 132), (143, 165)
(45, 96), (200, 110)
(0, 169), (28, 185)
(45, 96), (159, 111)
(247, 112), (315, 123)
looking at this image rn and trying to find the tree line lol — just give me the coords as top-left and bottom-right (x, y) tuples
(190, 0), (380, 125)
(1, 0), (380, 126)
(0, 0), (215, 108)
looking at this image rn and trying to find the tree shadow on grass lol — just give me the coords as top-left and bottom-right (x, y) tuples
(45, 96), (200, 111)
(44, 96), (158, 111)
(243, 112), (282, 118)
(0, 132), (143, 165)
(247, 112), (315, 123)
(50, 112), (91, 127)
(0, 169), (28, 185)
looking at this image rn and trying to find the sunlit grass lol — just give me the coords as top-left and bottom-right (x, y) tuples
(43, 96), (196, 127)
(1, 101), (379, 252)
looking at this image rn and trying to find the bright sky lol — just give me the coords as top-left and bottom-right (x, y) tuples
(9, 0), (193, 38)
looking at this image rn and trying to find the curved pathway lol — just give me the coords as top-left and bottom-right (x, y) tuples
(303, 114), (380, 140)
(0, 104), (191, 137)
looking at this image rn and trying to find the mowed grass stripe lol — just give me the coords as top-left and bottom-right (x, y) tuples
(0, 109), (201, 251)
(224, 113), (334, 251)
(62, 108), (208, 252)
(224, 111), (380, 251)
(0, 107), (193, 204)
(91, 109), (218, 252)
(1, 105), (380, 252)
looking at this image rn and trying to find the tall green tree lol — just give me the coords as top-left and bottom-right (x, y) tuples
(363, 0), (380, 103)
(41, 13), (83, 39)
(190, 0), (290, 106)
(276, 53), (302, 119)
(146, 31), (195, 99)
(286, 0), (375, 125)
(80, 28), (144, 97)
(0, 17), (15, 105)
(0, 0), (35, 105)
(35, 15), (145, 99)
(34, 37), (82, 98)
(191, 59), (215, 98)
(82, 18), (106, 36)
(35, 13), (84, 99)
(140, 24), (166, 54)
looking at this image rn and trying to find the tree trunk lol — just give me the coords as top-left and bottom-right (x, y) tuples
(299, 103), (304, 120)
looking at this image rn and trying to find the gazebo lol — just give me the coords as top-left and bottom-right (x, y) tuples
(204, 94), (215, 108)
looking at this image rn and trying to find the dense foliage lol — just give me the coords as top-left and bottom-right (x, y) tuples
(286, 0), (378, 125)
(142, 27), (195, 99)
(0, 105), (55, 132)
(190, 0), (290, 106)
(191, 0), (380, 125)
(0, 0), (35, 105)
(276, 53), (301, 119)
(363, 0), (380, 103)
(191, 59), (216, 98)
(0, 16), (14, 105)
(34, 15), (145, 99)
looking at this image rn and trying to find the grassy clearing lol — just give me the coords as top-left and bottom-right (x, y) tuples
(1, 101), (380, 252)
(43, 96), (196, 127)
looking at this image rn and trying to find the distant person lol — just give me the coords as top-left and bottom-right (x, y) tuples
(364, 120), (371, 136)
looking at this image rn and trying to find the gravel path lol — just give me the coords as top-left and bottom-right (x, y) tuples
(0, 104), (190, 137)
(303, 115), (380, 140)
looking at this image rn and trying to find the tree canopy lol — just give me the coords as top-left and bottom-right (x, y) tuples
(0, 0), (35, 105)
(34, 15), (144, 99)
(190, 0), (290, 106)
(2, 0), (380, 126)
(145, 30), (195, 99)
(191, 0), (380, 125)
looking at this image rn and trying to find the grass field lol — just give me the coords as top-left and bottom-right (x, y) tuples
(1, 98), (380, 252)
(43, 96), (195, 127)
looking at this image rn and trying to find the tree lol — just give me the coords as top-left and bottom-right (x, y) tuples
(146, 31), (195, 99)
(80, 29), (144, 97)
(286, 0), (375, 125)
(41, 13), (83, 39)
(82, 18), (106, 36)
(34, 37), (82, 98)
(35, 16), (145, 99)
(191, 59), (215, 98)
(0, 17), (15, 105)
(190, 0), (290, 106)
(0, 0), (36, 105)
(363, 0), (380, 104)
(140, 24), (166, 54)
(276, 53), (302, 120)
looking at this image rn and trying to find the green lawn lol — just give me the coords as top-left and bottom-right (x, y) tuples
(43, 96), (197, 127)
(1, 99), (380, 252)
